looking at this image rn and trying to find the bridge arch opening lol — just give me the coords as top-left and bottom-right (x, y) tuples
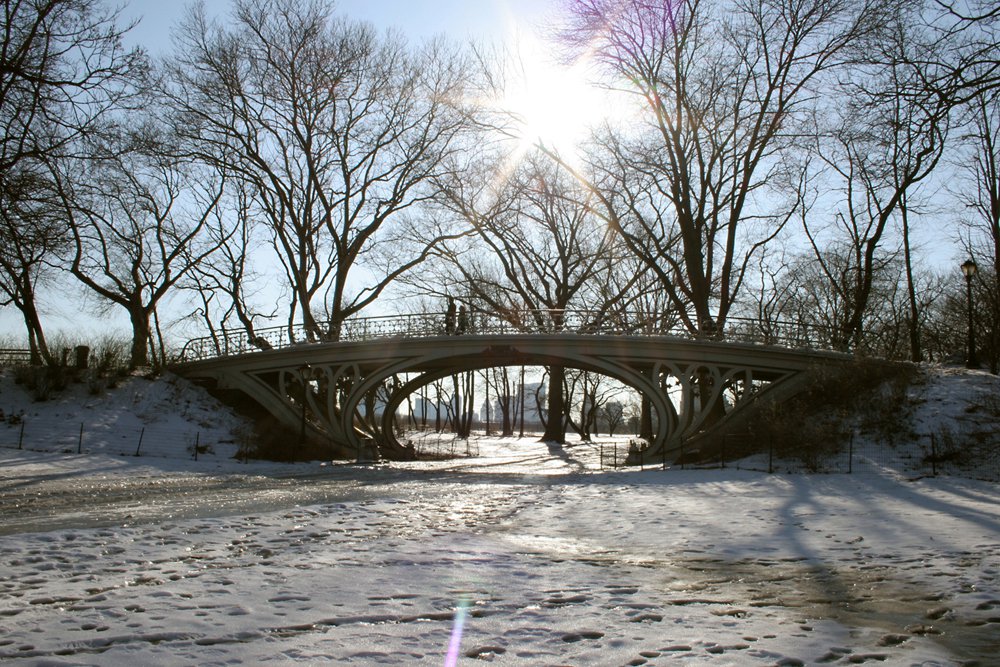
(372, 363), (664, 460)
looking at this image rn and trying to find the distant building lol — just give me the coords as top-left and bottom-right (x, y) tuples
(479, 381), (546, 429)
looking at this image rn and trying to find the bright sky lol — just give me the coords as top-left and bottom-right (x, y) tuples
(121, 0), (606, 158)
(121, 0), (555, 54)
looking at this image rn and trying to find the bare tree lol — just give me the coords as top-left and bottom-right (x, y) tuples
(53, 123), (226, 368)
(181, 183), (277, 354)
(961, 92), (1000, 294)
(0, 0), (143, 362)
(483, 366), (518, 437)
(0, 169), (61, 364)
(555, 0), (888, 335)
(601, 400), (625, 436)
(801, 14), (953, 353)
(165, 0), (475, 342)
(910, 1), (999, 102)
(955, 89), (1000, 371)
(565, 370), (623, 442)
(428, 151), (620, 443)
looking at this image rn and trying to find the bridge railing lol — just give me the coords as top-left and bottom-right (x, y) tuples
(0, 349), (33, 366)
(176, 310), (841, 362)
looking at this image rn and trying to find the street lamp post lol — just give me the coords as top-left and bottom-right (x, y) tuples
(961, 259), (979, 369)
(298, 363), (312, 446)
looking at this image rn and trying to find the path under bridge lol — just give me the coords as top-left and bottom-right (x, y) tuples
(172, 311), (855, 463)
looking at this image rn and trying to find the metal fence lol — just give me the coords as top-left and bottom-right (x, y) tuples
(607, 432), (1000, 483)
(0, 418), (242, 462)
(406, 435), (481, 460)
(5, 414), (995, 482)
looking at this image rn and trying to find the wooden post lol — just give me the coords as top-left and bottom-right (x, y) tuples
(930, 433), (937, 476)
(78, 423), (84, 454)
(193, 432), (200, 461)
(135, 427), (145, 457)
(18, 421), (25, 450)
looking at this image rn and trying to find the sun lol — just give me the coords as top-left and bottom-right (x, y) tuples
(499, 36), (608, 160)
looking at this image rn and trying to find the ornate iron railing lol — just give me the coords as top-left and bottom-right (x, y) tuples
(177, 310), (841, 362)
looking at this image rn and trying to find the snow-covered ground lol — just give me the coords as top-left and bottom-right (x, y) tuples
(1, 366), (999, 665)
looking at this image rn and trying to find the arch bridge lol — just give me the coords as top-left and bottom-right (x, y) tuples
(172, 310), (853, 463)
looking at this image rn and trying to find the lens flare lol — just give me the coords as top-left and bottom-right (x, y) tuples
(444, 597), (470, 666)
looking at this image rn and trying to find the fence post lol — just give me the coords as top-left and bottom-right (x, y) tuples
(78, 422), (84, 454)
(930, 433), (937, 476)
(768, 436), (773, 474)
(135, 427), (145, 457)
(193, 432), (200, 461)
(18, 421), (25, 450)
(848, 432), (854, 474)
(613, 443), (617, 468)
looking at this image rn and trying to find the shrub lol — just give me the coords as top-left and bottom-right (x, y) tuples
(13, 365), (74, 401)
(740, 358), (919, 469)
(226, 411), (333, 462)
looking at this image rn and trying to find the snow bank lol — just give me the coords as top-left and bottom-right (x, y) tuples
(0, 368), (249, 461)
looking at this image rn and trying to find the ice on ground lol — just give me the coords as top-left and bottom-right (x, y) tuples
(1, 453), (997, 665)
(0, 364), (998, 665)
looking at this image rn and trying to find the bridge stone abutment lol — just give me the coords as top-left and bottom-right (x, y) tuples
(173, 334), (852, 463)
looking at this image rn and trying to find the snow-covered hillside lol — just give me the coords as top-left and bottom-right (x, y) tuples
(0, 368), (250, 461)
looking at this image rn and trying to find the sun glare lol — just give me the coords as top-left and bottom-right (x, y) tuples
(500, 37), (608, 161)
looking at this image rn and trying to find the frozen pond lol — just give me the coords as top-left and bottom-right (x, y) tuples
(1, 440), (999, 665)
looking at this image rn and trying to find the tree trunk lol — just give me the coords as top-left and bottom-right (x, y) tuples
(484, 370), (491, 435)
(128, 307), (152, 368)
(434, 381), (442, 432)
(20, 295), (54, 366)
(452, 374), (461, 436)
(696, 367), (727, 426)
(639, 394), (653, 441)
(420, 384), (428, 429)
(462, 371), (475, 439)
(518, 366), (526, 438)
(541, 365), (566, 443)
(901, 195), (923, 362)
